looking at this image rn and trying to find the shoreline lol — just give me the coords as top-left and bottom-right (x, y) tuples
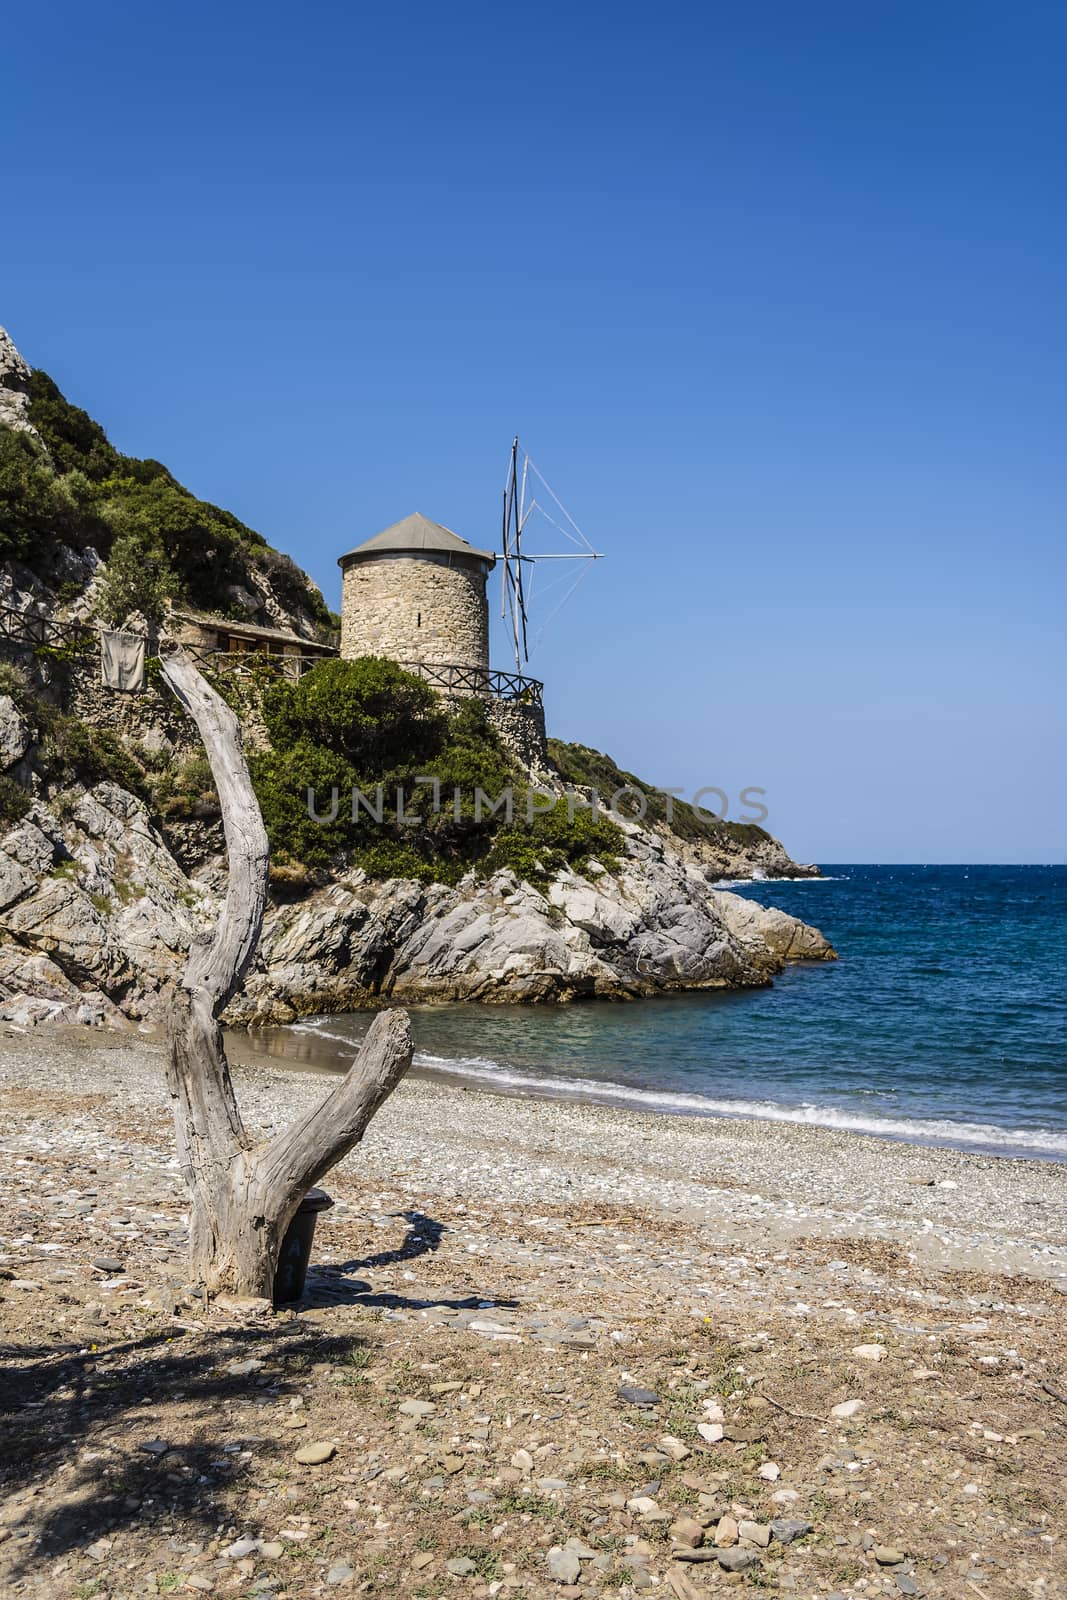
(4, 1022), (1067, 1283)
(226, 1015), (1067, 1167)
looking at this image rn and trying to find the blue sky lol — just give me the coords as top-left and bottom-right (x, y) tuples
(5, 1), (1064, 862)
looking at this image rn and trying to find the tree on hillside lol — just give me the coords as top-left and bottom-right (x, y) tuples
(159, 648), (413, 1304)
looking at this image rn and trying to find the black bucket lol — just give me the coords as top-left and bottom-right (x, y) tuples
(273, 1188), (334, 1304)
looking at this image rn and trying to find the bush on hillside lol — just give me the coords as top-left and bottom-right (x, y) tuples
(0, 368), (336, 635)
(251, 657), (624, 886)
(263, 656), (448, 771)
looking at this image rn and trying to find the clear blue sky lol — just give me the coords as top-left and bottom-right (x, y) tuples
(5, 1), (1064, 863)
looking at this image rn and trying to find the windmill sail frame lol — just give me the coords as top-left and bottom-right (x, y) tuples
(500, 436), (602, 672)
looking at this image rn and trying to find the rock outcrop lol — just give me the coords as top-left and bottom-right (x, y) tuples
(0, 782), (834, 1029)
(0, 327), (35, 436)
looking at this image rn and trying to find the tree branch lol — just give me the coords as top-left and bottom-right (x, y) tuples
(159, 648), (269, 1009)
(256, 1009), (413, 1202)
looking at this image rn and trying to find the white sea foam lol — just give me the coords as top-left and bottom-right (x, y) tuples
(289, 1021), (1067, 1158)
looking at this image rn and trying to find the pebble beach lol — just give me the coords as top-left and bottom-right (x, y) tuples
(1, 1023), (1065, 1599)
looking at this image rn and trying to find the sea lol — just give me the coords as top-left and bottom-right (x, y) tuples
(256, 866), (1067, 1164)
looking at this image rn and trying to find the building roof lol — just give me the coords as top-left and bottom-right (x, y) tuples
(338, 512), (496, 568)
(172, 609), (337, 651)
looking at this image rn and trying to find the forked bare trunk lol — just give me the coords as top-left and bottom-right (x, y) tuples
(160, 649), (413, 1302)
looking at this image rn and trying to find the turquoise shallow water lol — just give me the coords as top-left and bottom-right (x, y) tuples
(268, 866), (1067, 1162)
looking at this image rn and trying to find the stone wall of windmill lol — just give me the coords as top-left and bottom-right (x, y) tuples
(337, 514), (549, 772)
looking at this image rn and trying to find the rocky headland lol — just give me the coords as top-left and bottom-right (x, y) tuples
(0, 325), (832, 1028)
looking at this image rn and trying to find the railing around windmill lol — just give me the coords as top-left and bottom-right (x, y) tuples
(192, 649), (545, 706)
(395, 661), (544, 708)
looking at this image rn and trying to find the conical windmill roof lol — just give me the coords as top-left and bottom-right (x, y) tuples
(339, 513), (496, 567)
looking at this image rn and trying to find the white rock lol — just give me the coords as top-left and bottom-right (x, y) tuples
(851, 1344), (888, 1361)
(757, 1461), (780, 1481)
(830, 1399), (865, 1420)
(697, 1422), (724, 1443)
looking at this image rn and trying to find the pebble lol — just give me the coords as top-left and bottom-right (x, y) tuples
(398, 1398), (436, 1418)
(757, 1461), (780, 1481)
(852, 1344), (888, 1361)
(738, 1521), (772, 1547)
(873, 1545), (907, 1565)
(447, 1557), (477, 1576)
(830, 1399), (865, 1419)
(547, 1547), (581, 1584)
(715, 1515), (739, 1547)
(138, 1439), (170, 1455)
(617, 1384), (660, 1407)
(294, 1441), (336, 1464)
(510, 1448), (534, 1471)
(223, 1537), (261, 1559)
(92, 1256), (124, 1272)
(718, 1547), (761, 1572)
(697, 1422), (724, 1443)
(658, 1434), (691, 1461)
(669, 1515), (705, 1548)
(326, 1562), (354, 1585)
(770, 1519), (813, 1544)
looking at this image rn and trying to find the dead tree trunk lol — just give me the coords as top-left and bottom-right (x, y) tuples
(160, 648), (413, 1303)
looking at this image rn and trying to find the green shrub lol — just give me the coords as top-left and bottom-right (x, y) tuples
(250, 741), (362, 866)
(0, 429), (80, 561)
(97, 526), (180, 627)
(153, 756), (219, 820)
(0, 773), (31, 825)
(263, 657), (448, 770)
(547, 738), (771, 847)
(27, 371), (121, 480)
(248, 662), (626, 888)
(482, 796), (622, 886)
(42, 717), (148, 800)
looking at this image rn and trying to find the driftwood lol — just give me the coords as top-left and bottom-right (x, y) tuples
(160, 648), (413, 1301)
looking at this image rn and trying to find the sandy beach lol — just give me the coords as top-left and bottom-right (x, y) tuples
(1, 1023), (1065, 1599)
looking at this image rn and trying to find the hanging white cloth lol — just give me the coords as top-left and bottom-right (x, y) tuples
(100, 631), (146, 692)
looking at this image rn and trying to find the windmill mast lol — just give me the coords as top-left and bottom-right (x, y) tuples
(499, 438), (603, 674)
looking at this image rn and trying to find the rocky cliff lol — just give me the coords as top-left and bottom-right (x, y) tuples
(0, 783), (832, 1028)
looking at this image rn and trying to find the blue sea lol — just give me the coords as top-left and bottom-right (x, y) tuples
(267, 866), (1067, 1163)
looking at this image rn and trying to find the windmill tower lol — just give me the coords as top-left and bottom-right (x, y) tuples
(337, 513), (496, 673)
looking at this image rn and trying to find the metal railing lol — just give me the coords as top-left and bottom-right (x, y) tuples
(395, 660), (544, 707)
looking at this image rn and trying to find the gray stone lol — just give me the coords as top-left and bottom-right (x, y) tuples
(326, 1563), (354, 1585)
(718, 1548), (761, 1572)
(546, 1546), (581, 1584)
(770, 1519), (813, 1544)
(446, 1557), (477, 1576)
(617, 1384), (661, 1408)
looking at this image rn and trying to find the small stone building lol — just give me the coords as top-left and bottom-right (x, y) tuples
(170, 609), (337, 664)
(338, 513), (549, 770)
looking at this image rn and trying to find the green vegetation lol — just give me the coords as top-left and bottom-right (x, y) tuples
(547, 738), (771, 848)
(0, 371), (334, 634)
(252, 657), (623, 886)
(0, 772), (31, 824)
